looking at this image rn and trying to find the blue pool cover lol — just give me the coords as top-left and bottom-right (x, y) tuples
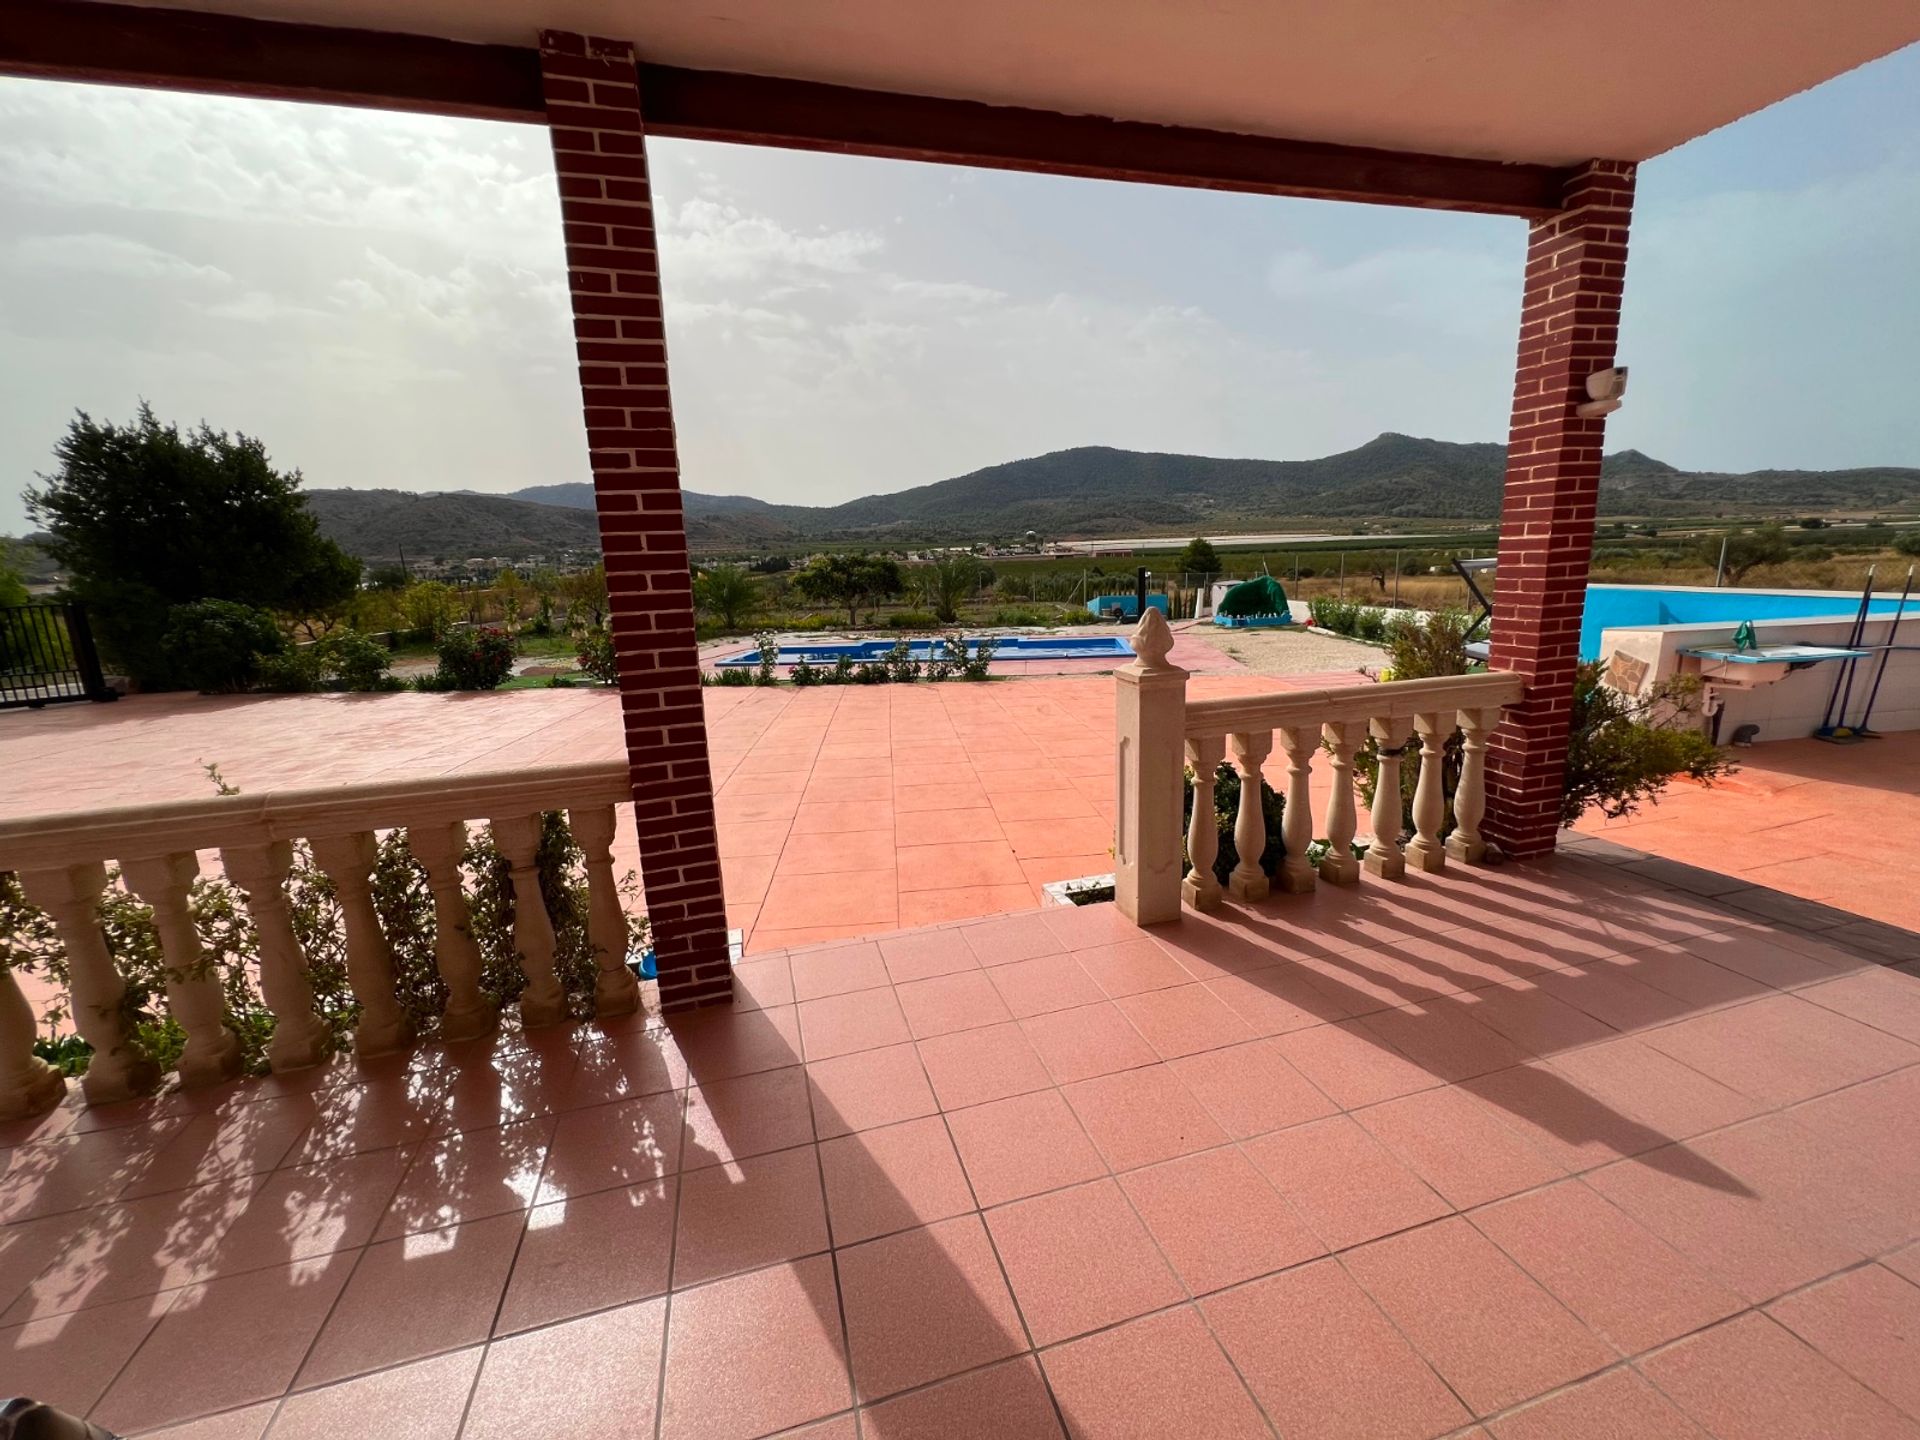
(716, 635), (1135, 666)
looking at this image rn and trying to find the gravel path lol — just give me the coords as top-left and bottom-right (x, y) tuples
(1177, 620), (1384, 677)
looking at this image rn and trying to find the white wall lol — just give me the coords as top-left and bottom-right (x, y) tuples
(1598, 612), (1920, 742)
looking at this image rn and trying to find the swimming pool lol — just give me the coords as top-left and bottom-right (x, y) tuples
(715, 635), (1136, 666)
(1582, 584), (1906, 661)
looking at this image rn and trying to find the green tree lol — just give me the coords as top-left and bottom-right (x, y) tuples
(400, 580), (459, 641)
(24, 406), (359, 687)
(1699, 524), (1790, 583)
(793, 553), (904, 627)
(0, 542), (29, 608)
(1175, 537), (1222, 576)
(1562, 663), (1732, 825)
(558, 563), (609, 628)
(916, 553), (984, 623)
(365, 564), (410, 590)
(1894, 531), (1920, 558)
(694, 563), (759, 631)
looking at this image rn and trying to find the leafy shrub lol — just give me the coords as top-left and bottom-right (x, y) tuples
(1895, 532), (1920, 558)
(887, 611), (942, 629)
(755, 632), (780, 684)
(162, 599), (285, 693)
(853, 662), (889, 684)
(961, 636), (997, 681)
(1353, 608), (1387, 642)
(574, 622), (618, 684)
(790, 657), (822, 686)
(318, 628), (399, 691)
(255, 648), (326, 693)
(828, 653), (856, 685)
(710, 667), (756, 686)
(434, 626), (516, 690)
(886, 638), (921, 683)
(1183, 762), (1285, 883)
(1307, 596), (1360, 635)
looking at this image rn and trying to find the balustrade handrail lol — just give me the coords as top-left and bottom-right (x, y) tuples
(1183, 670), (1525, 739)
(0, 759), (631, 873)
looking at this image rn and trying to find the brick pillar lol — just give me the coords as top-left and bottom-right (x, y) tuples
(1484, 160), (1635, 858)
(540, 32), (731, 1009)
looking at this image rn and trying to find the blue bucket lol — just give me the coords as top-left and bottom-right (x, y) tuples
(627, 948), (657, 981)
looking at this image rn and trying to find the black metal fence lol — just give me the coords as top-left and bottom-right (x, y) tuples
(0, 603), (115, 708)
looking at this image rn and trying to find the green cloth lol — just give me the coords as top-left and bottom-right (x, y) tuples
(1216, 575), (1291, 618)
(1733, 620), (1757, 650)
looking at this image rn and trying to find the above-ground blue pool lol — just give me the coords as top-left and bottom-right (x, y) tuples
(717, 635), (1136, 666)
(1581, 584), (1906, 661)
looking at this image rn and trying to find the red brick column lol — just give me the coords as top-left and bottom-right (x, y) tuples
(1485, 160), (1635, 858)
(540, 32), (731, 1009)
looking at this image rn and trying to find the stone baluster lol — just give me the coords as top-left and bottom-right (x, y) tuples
(1404, 711), (1451, 873)
(309, 833), (414, 1055)
(1113, 609), (1190, 925)
(1226, 731), (1272, 902)
(18, 864), (161, 1103)
(1446, 707), (1494, 864)
(490, 815), (567, 1027)
(1180, 736), (1225, 912)
(219, 842), (332, 1071)
(407, 821), (499, 1041)
(120, 853), (243, 1088)
(1276, 726), (1318, 895)
(1364, 717), (1415, 879)
(1318, 722), (1363, 885)
(569, 805), (641, 1017)
(0, 962), (66, 1120)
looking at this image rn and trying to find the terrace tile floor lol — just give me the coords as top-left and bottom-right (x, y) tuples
(4, 857), (1918, 1439)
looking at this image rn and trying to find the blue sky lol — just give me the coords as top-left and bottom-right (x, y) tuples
(1, 41), (1917, 534)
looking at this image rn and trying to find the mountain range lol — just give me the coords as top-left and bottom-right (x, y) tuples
(302, 434), (1920, 559)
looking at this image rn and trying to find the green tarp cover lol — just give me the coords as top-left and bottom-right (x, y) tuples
(1217, 575), (1291, 618)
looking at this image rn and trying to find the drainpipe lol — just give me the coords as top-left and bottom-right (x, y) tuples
(1714, 536), (1728, 588)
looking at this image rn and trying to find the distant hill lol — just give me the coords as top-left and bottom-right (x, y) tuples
(299, 435), (1920, 559)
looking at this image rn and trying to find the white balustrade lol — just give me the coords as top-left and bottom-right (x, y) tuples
(1114, 609), (1524, 925)
(0, 761), (642, 1116)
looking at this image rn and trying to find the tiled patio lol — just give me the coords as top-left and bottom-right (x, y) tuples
(4, 857), (1918, 1439)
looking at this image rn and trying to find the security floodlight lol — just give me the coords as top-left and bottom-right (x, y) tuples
(1576, 366), (1628, 418)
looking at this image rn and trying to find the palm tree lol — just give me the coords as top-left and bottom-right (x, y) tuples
(695, 563), (759, 631)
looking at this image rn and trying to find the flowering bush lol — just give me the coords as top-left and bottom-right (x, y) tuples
(433, 626), (516, 690)
(574, 623), (619, 684)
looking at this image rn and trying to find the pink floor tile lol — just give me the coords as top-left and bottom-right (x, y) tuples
(789, 942), (891, 1001)
(837, 1214), (1027, 1400)
(1636, 994), (1920, 1107)
(898, 885), (1037, 927)
(1074, 938), (1196, 998)
(1062, 1064), (1227, 1171)
(1767, 1263), (1920, 1420)
(820, 1116), (976, 1246)
(987, 952), (1107, 1019)
(375, 1117), (549, 1241)
(1019, 1001), (1160, 1085)
(877, 927), (981, 984)
(1353, 1086), (1566, 1209)
(1641, 1312), (1919, 1440)
(0, 1293), (171, 1417)
(1541, 1036), (1761, 1141)
(1203, 1258), (1472, 1440)
(468, 1300), (667, 1439)
(961, 913), (1066, 966)
(1796, 966), (1920, 1045)
(127, 1402), (278, 1440)
(1487, 1366), (1707, 1440)
(1274, 1021), (1439, 1109)
(535, 1091), (684, 1203)
(0, 1208), (94, 1317)
(860, 1355), (1062, 1440)
(775, 831), (897, 877)
(1169, 1036), (1337, 1138)
(93, 1253), (356, 1434)
(122, 1097), (317, 1197)
(944, 1090), (1106, 1207)
(1355, 1001), (1535, 1081)
(1468, 1179), (1741, 1355)
(806, 1043), (939, 1137)
(206, 1147), (411, 1277)
(1114, 982), (1257, 1059)
(1202, 968), (1349, 1035)
(1586, 1145), (1867, 1304)
(984, 1178), (1183, 1344)
(673, 1146), (830, 1287)
(895, 969), (1014, 1038)
(285, 1069), (449, 1166)
(798, 987), (913, 1061)
(1345, 1216), (1615, 1416)
(1458, 980), (1620, 1056)
(566, 1024), (691, 1101)
(495, 1178), (674, 1333)
(297, 1210), (523, 1386)
(661, 1255), (850, 1440)
(732, 956), (795, 1012)
(682, 1065), (815, 1168)
(1119, 1145), (1324, 1294)
(1, 1123), (183, 1223)
(1040, 1306), (1270, 1440)
(268, 1346), (481, 1440)
(1242, 1115), (1451, 1252)
(916, 1022), (1053, 1110)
